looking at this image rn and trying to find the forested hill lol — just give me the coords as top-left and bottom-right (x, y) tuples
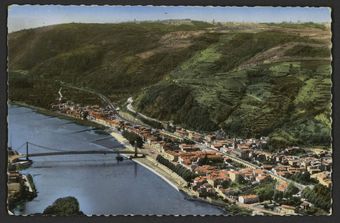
(8, 21), (332, 148)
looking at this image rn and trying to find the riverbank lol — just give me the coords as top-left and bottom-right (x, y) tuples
(8, 173), (37, 213)
(10, 103), (230, 214)
(109, 130), (230, 214)
(10, 101), (106, 130)
(110, 131), (184, 191)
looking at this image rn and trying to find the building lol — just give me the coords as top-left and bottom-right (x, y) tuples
(255, 175), (270, 183)
(179, 144), (200, 152)
(276, 181), (289, 192)
(229, 171), (240, 182)
(311, 171), (332, 188)
(238, 194), (259, 204)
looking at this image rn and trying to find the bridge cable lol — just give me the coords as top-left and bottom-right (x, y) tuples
(14, 142), (27, 151)
(27, 142), (68, 152)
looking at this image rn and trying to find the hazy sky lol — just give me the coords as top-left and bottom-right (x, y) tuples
(8, 5), (331, 33)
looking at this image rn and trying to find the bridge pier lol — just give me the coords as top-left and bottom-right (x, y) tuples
(134, 142), (138, 158)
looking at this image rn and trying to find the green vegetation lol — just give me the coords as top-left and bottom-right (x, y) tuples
(8, 22), (331, 149)
(287, 172), (319, 185)
(302, 184), (331, 211)
(156, 155), (197, 181)
(122, 130), (144, 148)
(285, 45), (330, 58)
(242, 179), (276, 202)
(226, 204), (252, 216)
(43, 196), (83, 216)
(266, 22), (328, 30)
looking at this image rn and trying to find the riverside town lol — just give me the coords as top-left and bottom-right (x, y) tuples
(21, 97), (329, 216)
(7, 5), (332, 217)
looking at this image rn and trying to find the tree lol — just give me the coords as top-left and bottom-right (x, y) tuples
(257, 187), (275, 202)
(273, 190), (284, 202)
(235, 174), (247, 184)
(302, 184), (331, 211)
(198, 153), (209, 165)
(285, 183), (299, 197)
(122, 130), (144, 148)
(43, 196), (83, 216)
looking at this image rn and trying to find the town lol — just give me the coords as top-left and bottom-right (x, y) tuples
(48, 100), (332, 215)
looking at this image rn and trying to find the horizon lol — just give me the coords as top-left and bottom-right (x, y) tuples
(8, 19), (331, 34)
(8, 5), (331, 33)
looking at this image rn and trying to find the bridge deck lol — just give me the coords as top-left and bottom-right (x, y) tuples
(24, 150), (145, 157)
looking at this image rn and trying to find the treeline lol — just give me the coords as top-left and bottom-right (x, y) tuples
(287, 172), (318, 185)
(156, 155), (197, 182)
(302, 184), (331, 211)
(122, 130), (144, 148)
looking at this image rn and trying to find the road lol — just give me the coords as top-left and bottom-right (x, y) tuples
(221, 151), (308, 190)
(126, 97), (165, 126)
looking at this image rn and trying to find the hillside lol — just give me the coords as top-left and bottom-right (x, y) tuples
(8, 22), (332, 148)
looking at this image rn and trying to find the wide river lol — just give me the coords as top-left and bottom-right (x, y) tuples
(8, 105), (224, 215)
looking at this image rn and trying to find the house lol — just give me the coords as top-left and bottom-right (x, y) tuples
(197, 183), (216, 198)
(253, 169), (266, 177)
(179, 144), (200, 152)
(300, 201), (313, 210)
(194, 165), (217, 176)
(239, 168), (255, 181)
(238, 194), (259, 204)
(163, 150), (180, 162)
(232, 148), (251, 159)
(207, 170), (231, 188)
(8, 183), (21, 193)
(175, 128), (188, 138)
(276, 181), (289, 192)
(204, 134), (216, 143)
(311, 171), (332, 188)
(188, 131), (203, 142)
(229, 171), (240, 182)
(255, 175), (270, 183)
(192, 176), (208, 189)
(211, 143), (224, 151)
(307, 166), (322, 175)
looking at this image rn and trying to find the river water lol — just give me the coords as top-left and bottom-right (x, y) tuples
(8, 105), (224, 215)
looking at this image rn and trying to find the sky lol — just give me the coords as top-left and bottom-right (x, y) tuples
(8, 5), (331, 33)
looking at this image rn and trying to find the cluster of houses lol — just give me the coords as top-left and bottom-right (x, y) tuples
(51, 101), (116, 121)
(7, 148), (34, 207)
(51, 101), (332, 215)
(7, 170), (24, 201)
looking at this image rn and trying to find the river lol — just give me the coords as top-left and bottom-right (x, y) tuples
(8, 104), (225, 215)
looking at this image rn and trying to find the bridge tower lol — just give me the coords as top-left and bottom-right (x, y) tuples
(26, 141), (29, 160)
(134, 140), (138, 158)
(116, 151), (123, 162)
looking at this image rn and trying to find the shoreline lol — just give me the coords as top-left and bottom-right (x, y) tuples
(9, 101), (106, 130)
(108, 130), (181, 192)
(9, 102), (229, 214)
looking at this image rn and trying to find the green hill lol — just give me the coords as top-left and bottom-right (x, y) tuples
(8, 22), (332, 148)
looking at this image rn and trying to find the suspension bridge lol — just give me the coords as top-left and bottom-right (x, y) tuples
(13, 142), (145, 161)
